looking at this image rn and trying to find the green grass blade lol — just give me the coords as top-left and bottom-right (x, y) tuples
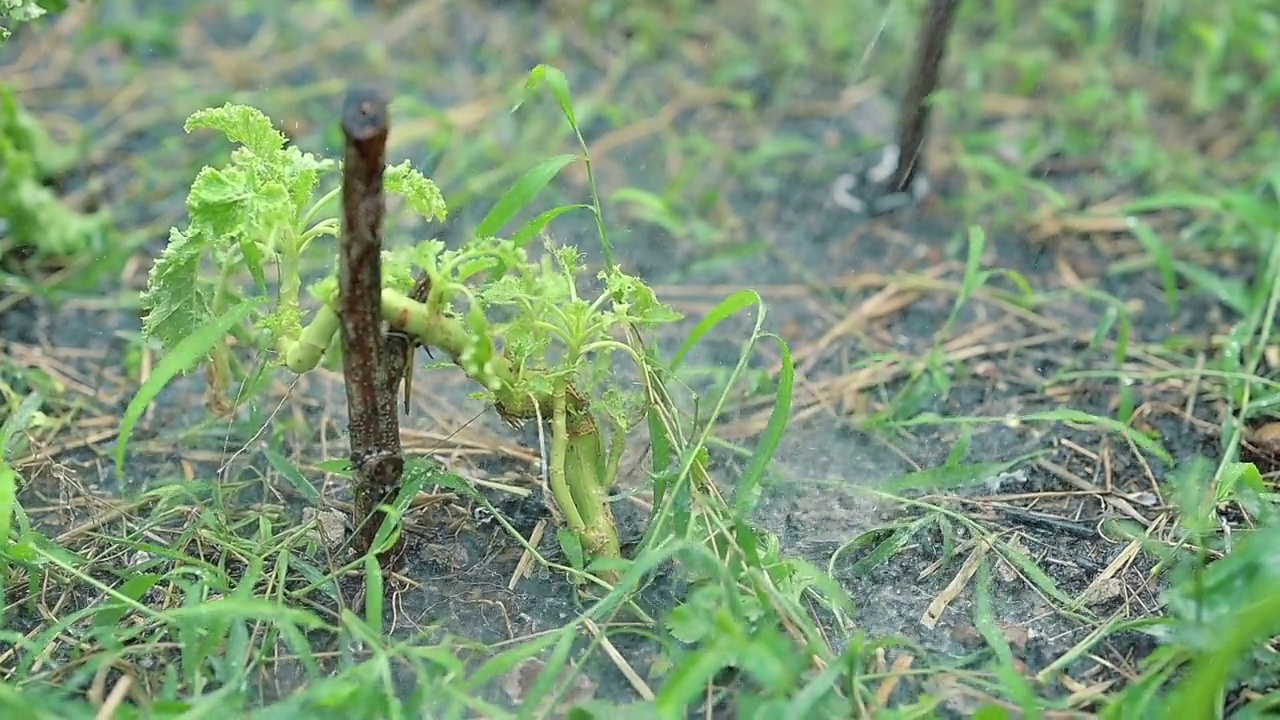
(1174, 260), (1250, 314)
(519, 64), (577, 127)
(0, 460), (14, 626)
(511, 204), (591, 248)
(1123, 193), (1223, 214)
(0, 392), (42, 461)
(1164, 591), (1280, 718)
(115, 297), (261, 481)
(475, 154), (578, 239)
(263, 447), (321, 504)
(92, 573), (162, 632)
(949, 225), (988, 326)
(364, 553), (384, 635)
(519, 628), (578, 716)
(167, 597), (327, 629)
(519, 64), (617, 270)
(734, 332), (793, 517)
(844, 517), (935, 576)
(465, 633), (562, 691)
(369, 463), (431, 555)
(882, 459), (1026, 493)
(973, 560), (1040, 714)
(993, 537), (1078, 609)
(671, 289), (761, 371)
(0, 460), (14, 546)
(1126, 217), (1179, 316)
(655, 641), (734, 716)
(1027, 409), (1171, 464)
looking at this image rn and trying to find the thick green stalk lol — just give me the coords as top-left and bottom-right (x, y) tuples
(553, 381), (622, 584)
(278, 230), (302, 336)
(384, 289), (623, 576)
(548, 380), (588, 533)
(381, 288), (540, 417)
(564, 427), (621, 569)
(205, 258), (239, 403)
(284, 303), (340, 373)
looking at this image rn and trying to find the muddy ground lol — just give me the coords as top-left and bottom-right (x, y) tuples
(1, 0), (1263, 715)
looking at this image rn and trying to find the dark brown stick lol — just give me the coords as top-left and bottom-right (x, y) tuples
(889, 0), (961, 193)
(339, 86), (405, 560)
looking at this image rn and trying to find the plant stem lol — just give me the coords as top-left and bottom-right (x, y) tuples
(564, 428), (621, 572)
(277, 228), (303, 347)
(285, 303), (340, 373)
(602, 425), (626, 492)
(581, 339), (643, 366)
(204, 255), (240, 410)
(381, 286), (620, 574)
(297, 218), (339, 252)
(381, 288), (541, 419)
(569, 122), (613, 273)
(299, 186), (342, 232)
(549, 380), (588, 535)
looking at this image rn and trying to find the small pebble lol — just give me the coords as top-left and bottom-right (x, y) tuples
(1252, 422), (1280, 454)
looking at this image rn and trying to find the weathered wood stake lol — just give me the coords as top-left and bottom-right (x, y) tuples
(339, 86), (406, 561)
(889, 0), (961, 193)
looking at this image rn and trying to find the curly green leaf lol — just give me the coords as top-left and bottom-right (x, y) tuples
(184, 103), (287, 158)
(140, 228), (214, 351)
(385, 160), (448, 222)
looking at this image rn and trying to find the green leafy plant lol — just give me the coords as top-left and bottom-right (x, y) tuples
(0, 85), (110, 261)
(125, 73), (848, 716)
(0, 0), (59, 44)
(135, 70), (684, 578)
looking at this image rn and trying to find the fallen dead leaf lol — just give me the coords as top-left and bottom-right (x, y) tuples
(921, 541), (987, 629)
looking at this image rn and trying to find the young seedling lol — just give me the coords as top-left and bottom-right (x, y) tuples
(137, 71), (681, 583)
